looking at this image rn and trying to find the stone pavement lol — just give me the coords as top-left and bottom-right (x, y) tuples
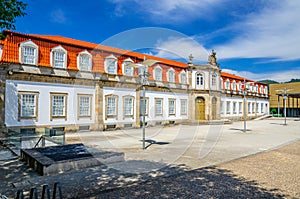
(0, 118), (299, 198)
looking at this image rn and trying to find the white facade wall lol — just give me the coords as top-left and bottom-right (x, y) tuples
(221, 96), (269, 118)
(5, 80), (95, 127)
(144, 91), (189, 124)
(103, 87), (137, 124)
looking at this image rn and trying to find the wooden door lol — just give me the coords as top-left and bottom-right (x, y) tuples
(195, 97), (205, 120)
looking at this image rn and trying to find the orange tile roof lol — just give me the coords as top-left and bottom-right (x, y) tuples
(26, 32), (188, 68)
(221, 71), (254, 82)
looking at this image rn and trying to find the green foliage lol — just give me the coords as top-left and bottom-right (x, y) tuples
(0, 0), (27, 37)
(287, 78), (300, 83)
(257, 79), (279, 85)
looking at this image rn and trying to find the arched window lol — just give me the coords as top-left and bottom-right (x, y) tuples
(77, 50), (92, 71)
(154, 66), (162, 81)
(168, 68), (175, 83)
(51, 46), (67, 69)
(232, 81), (236, 91)
(225, 79), (230, 90)
(105, 54), (118, 74)
(196, 73), (204, 89)
(211, 73), (217, 86)
(238, 82), (242, 91)
(179, 70), (187, 84)
(122, 58), (134, 76)
(19, 40), (39, 65)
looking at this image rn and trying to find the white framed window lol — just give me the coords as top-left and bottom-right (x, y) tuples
(155, 98), (163, 116)
(18, 91), (39, 121)
(233, 102), (237, 113)
(50, 93), (67, 120)
(220, 78), (224, 90)
(78, 95), (92, 118)
(51, 46), (67, 69)
(196, 72), (204, 89)
(239, 102), (243, 113)
(105, 54), (118, 74)
(168, 68), (175, 83)
(19, 40), (38, 65)
(140, 97), (149, 116)
(78, 50), (92, 71)
(225, 79), (230, 90)
(122, 58), (134, 76)
(220, 101), (224, 114)
(226, 101), (231, 113)
(123, 96), (134, 117)
(238, 82), (242, 91)
(232, 81), (236, 91)
(252, 102), (255, 113)
(106, 95), (118, 118)
(168, 98), (176, 115)
(180, 71), (187, 84)
(211, 73), (217, 87)
(154, 66), (162, 81)
(180, 99), (187, 115)
(256, 103), (259, 113)
(248, 102), (251, 113)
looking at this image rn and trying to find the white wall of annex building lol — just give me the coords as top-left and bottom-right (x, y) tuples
(5, 80), (95, 127)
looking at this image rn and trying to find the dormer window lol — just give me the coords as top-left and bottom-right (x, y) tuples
(232, 81), (236, 91)
(122, 58), (134, 76)
(51, 46), (67, 69)
(225, 79), (230, 90)
(78, 50), (92, 71)
(167, 68), (175, 83)
(154, 65), (162, 81)
(179, 71), (187, 84)
(105, 54), (118, 74)
(19, 40), (38, 65)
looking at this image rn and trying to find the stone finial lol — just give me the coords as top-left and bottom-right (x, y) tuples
(208, 49), (217, 66)
(188, 54), (194, 64)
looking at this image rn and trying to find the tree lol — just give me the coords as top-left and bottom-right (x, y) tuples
(0, 0), (27, 33)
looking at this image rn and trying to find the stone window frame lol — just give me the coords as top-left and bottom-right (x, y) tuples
(232, 81), (237, 91)
(104, 54), (118, 75)
(122, 57), (134, 77)
(77, 94), (93, 120)
(18, 91), (39, 121)
(239, 102), (243, 114)
(19, 40), (39, 66)
(154, 98), (163, 116)
(168, 98), (176, 116)
(123, 95), (135, 119)
(77, 50), (92, 72)
(167, 68), (175, 83)
(154, 65), (163, 82)
(180, 99), (187, 116)
(196, 72), (204, 87)
(211, 73), (217, 87)
(225, 79), (230, 90)
(50, 45), (68, 69)
(226, 101), (231, 114)
(179, 70), (187, 84)
(50, 92), (68, 121)
(105, 94), (118, 119)
(140, 97), (149, 116)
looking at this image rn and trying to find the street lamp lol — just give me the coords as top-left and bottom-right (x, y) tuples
(242, 79), (252, 132)
(129, 58), (159, 149)
(276, 88), (292, 125)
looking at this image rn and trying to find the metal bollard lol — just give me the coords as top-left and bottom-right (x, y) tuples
(41, 184), (51, 199)
(15, 190), (24, 199)
(29, 188), (38, 199)
(53, 182), (62, 199)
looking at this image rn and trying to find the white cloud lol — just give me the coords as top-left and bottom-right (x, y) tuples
(108, 0), (221, 23)
(154, 37), (208, 62)
(222, 67), (300, 82)
(215, 1), (300, 61)
(50, 9), (67, 24)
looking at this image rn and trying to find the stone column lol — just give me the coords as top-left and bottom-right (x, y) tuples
(91, 82), (104, 131)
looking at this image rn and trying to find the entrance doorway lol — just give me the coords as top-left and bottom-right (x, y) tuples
(211, 97), (217, 120)
(195, 97), (205, 120)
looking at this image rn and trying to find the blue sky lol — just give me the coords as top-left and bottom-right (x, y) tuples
(13, 0), (300, 82)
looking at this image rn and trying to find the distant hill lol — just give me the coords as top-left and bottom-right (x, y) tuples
(257, 79), (279, 84)
(286, 78), (300, 83)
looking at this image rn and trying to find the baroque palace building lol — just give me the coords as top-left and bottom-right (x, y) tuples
(0, 31), (269, 132)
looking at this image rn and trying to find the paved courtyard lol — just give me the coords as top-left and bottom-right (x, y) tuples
(0, 118), (300, 198)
